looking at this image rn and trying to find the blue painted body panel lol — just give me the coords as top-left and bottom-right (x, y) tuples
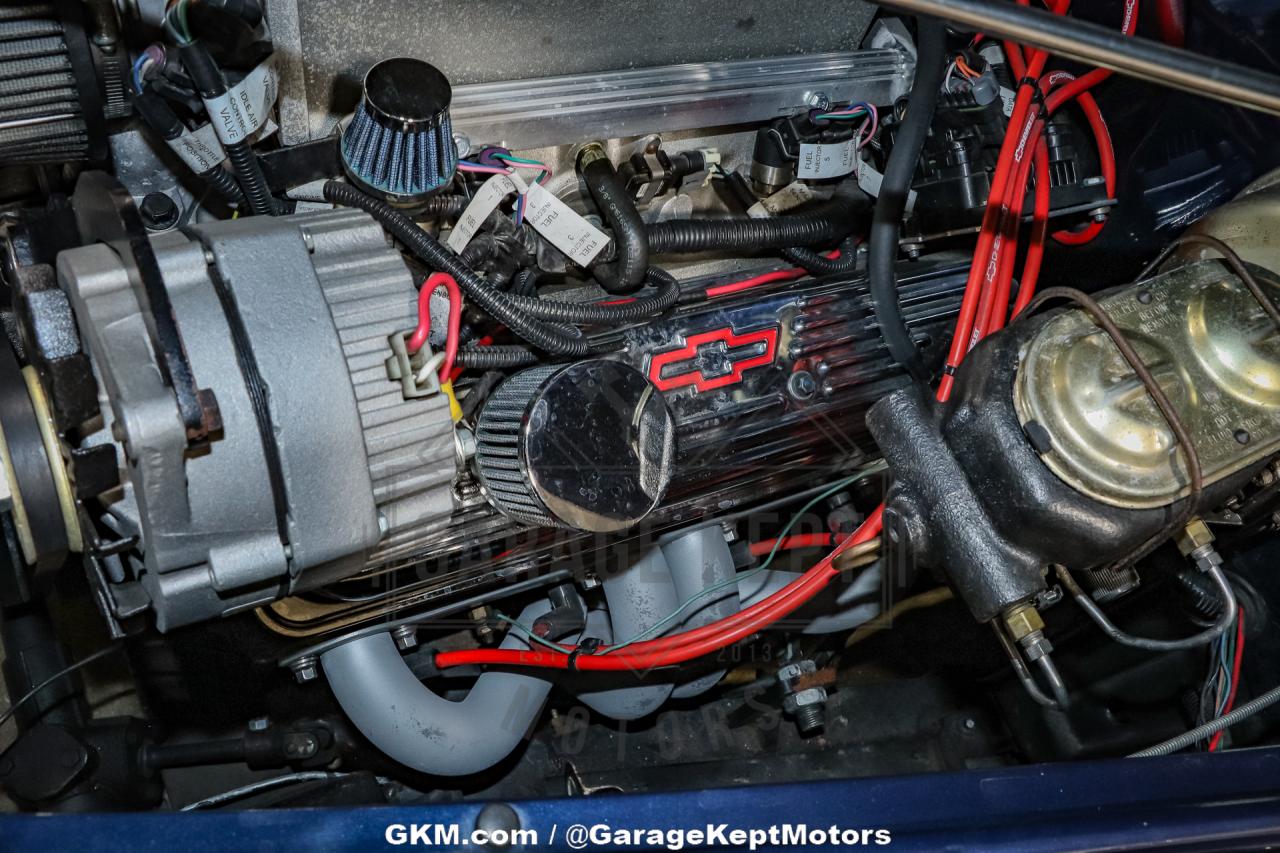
(3, 747), (1279, 851)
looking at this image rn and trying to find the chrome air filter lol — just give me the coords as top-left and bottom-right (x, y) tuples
(340, 57), (457, 204)
(474, 360), (676, 533)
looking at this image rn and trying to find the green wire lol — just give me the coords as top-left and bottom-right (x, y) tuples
(815, 109), (868, 121)
(492, 152), (550, 185)
(606, 462), (885, 653)
(164, 0), (193, 44)
(491, 463), (885, 657)
(493, 611), (570, 653)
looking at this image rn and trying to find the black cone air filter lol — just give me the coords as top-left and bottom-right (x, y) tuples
(340, 57), (457, 204)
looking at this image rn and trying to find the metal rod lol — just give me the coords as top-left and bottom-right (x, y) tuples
(872, 0), (1280, 116)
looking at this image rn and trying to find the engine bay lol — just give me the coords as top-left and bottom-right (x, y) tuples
(0, 0), (1279, 826)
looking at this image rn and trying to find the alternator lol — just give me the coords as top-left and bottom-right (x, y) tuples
(59, 208), (457, 630)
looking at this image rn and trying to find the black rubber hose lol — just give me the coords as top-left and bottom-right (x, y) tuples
(867, 17), (948, 381)
(578, 145), (649, 294)
(179, 41), (276, 216)
(783, 237), (861, 276)
(323, 181), (589, 356)
(646, 198), (859, 254)
(459, 371), (506, 419)
(455, 345), (542, 370)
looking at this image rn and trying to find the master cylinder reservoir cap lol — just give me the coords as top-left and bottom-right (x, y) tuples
(474, 360), (675, 532)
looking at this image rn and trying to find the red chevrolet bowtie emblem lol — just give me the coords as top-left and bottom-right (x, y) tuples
(647, 326), (779, 392)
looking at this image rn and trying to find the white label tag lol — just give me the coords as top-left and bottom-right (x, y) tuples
(796, 140), (858, 180)
(446, 174), (520, 253)
(522, 182), (608, 266)
(998, 86), (1016, 118)
(857, 159), (917, 213)
(167, 123), (225, 172)
(747, 181), (819, 218)
(203, 59), (278, 146)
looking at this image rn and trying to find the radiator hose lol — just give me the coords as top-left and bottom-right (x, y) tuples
(868, 17), (948, 381)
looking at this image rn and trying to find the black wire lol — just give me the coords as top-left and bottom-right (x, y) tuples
(0, 645), (121, 730)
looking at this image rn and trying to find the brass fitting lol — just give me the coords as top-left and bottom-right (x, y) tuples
(1174, 518), (1215, 556)
(1002, 603), (1045, 643)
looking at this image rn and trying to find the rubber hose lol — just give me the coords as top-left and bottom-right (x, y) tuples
(646, 199), (858, 254)
(458, 371), (505, 420)
(868, 17), (948, 381)
(323, 181), (589, 356)
(578, 147), (649, 293)
(783, 237), (861, 276)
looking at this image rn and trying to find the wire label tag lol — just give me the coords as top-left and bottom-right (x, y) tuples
(167, 123), (226, 172)
(856, 159), (917, 213)
(522, 183), (608, 266)
(447, 174), (519, 254)
(748, 181), (818, 218)
(999, 86), (1017, 118)
(203, 58), (279, 146)
(797, 140), (858, 180)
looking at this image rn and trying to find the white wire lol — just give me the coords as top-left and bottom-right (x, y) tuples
(414, 351), (446, 385)
(943, 58), (960, 93)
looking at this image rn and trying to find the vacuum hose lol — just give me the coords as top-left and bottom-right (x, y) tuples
(579, 143), (649, 294)
(867, 16), (948, 381)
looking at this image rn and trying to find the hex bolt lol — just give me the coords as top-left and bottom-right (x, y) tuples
(139, 192), (180, 231)
(392, 625), (418, 651)
(788, 371), (817, 401)
(779, 660), (828, 735)
(805, 91), (830, 110)
(290, 656), (319, 684)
